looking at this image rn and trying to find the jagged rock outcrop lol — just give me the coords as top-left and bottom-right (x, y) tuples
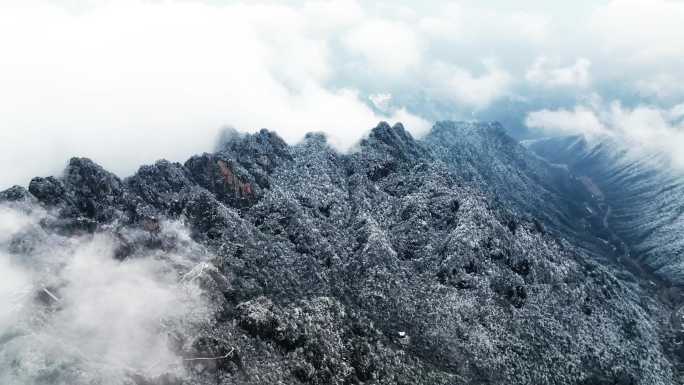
(1, 122), (681, 384)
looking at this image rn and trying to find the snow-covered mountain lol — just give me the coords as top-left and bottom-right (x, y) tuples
(0, 122), (681, 384)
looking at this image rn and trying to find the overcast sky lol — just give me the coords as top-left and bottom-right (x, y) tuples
(1, 0), (683, 188)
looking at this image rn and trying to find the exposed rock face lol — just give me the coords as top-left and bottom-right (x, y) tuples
(1, 122), (681, 384)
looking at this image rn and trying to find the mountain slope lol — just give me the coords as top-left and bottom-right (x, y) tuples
(526, 135), (684, 287)
(425, 121), (618, 261)
(0, 123), (679, 385)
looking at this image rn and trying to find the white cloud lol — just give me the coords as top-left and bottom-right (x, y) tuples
(590, 0), (684, 62)
(302, 0), (365, 32)
(0, 252), (31, 333)
(526, 106), (606, 137)
(438, 62), (513, 109)
(417, 2), (463, 40)
(526, 101), (684, 168)
(670, 104), (684, 121)
(369, 93), (393, 112)
(0, 205), (38, 332)
(526, 57), (591, 88)
(606, 102), (684, 167)
(341, 19), (423, 76)
(586, 0), (684, 104)
(635, 74), (684, 101)
(392, 107), (432, 138)
(0, 207), (212, 383)
(509, 11), (551, 43)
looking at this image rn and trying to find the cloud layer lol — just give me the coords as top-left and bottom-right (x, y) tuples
(0, 203), (212, 384)
(526, 101), (684, 168)
(0, 0), (683, 187)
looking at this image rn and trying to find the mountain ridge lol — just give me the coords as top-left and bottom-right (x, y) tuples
(1, 121), (681, 384)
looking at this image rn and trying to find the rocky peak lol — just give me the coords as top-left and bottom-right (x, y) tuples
(28, 176), (68, 207)
(219, 128), (292, 174)
(185, 153), (259, 209)
(0, 185), (34, 204)
(358, 122), (430, 182)
(64, 157), (124, 202)
(364, 122), (425, 159)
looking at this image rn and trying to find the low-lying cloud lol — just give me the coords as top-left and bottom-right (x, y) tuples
(526, 101), (684, 168)
(0, 203), (213, 384)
